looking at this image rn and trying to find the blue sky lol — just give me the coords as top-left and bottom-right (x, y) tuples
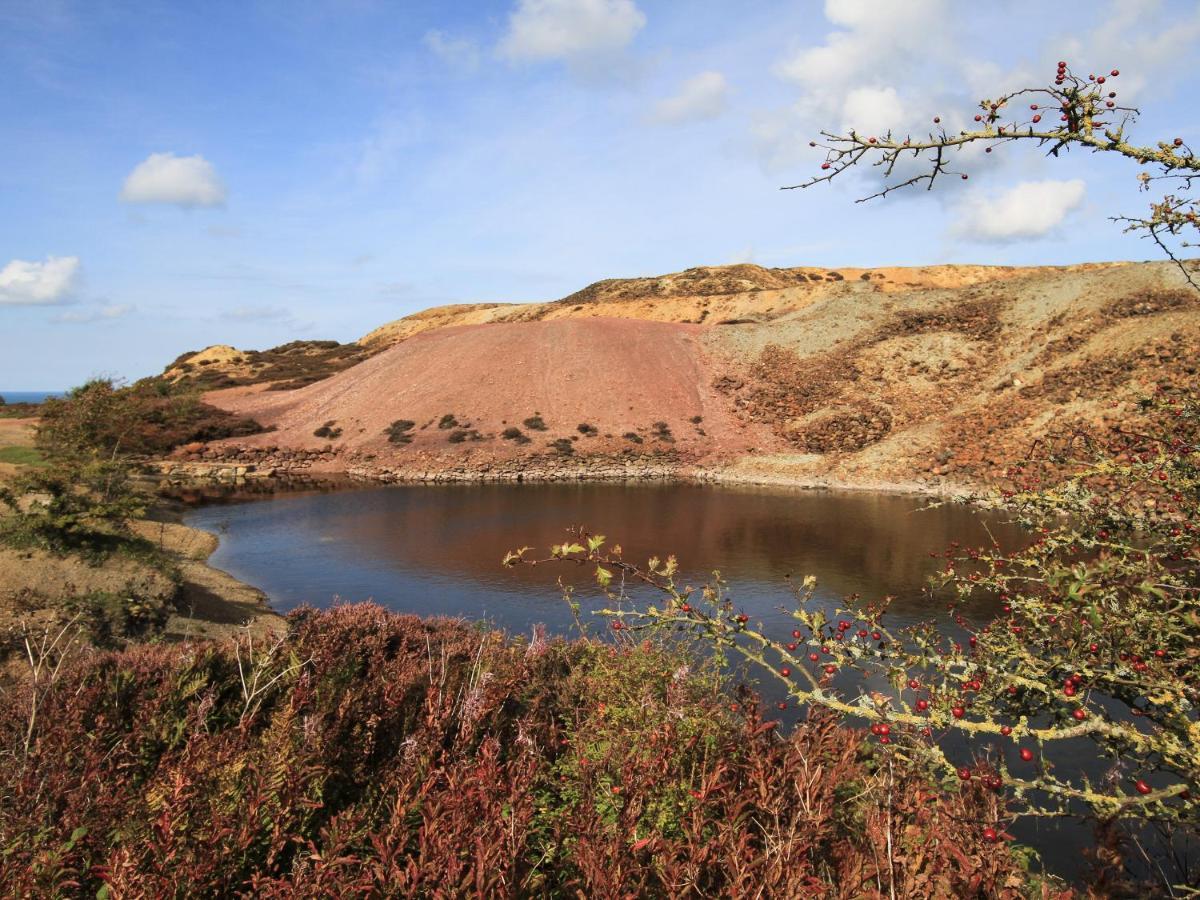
(2, 0), (1198, 389)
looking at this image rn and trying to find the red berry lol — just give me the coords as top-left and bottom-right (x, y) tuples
(916, 699), (930, 712)
(1032, 115), (1041, 123)
(1000, 725), (1012, 736)
(821, 162), (831, 170)
(933, 116), (941, 123)
(780, 667), (791, 678)
(1175, 138), (1184, 147)
(961, 174), (968, 180)
(974, 114), (982, 122)
(777, 701), (787, 710)
(1135, 779), (1152, 795)
(1073, 708), (1087, 721)
(1019, 748), (1034, 762)
(824, 664), (837, 675)
(952, 706), (966, 719)
(1110, 69), (1119, 76)
(787, 642), (797, 651)
(792, 630), (802, 639)
(1089, 643), (1099, 653)
(983, 826), (999, 842)
(809, 652), (819, 662)
(1064, 684), (1076, 697)
(958, 768), (972, 780)
(908, 679), (920, 690)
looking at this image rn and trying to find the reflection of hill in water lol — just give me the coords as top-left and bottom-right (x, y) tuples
(188, 484), (1024, 622)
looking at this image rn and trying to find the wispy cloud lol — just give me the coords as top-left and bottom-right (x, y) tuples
(423, 29), (480, 73)
(498, 0), (645, 76)
(649, 71), (728, 124)
(53, 303), (133, 324)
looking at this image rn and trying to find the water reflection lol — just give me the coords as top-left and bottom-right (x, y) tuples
(183, 482), (1025, 633)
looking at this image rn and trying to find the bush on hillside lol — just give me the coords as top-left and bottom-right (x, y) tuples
(385, 419), (415, 444)
(0, 607), (1044, 896)
(37, 378), (264, 460)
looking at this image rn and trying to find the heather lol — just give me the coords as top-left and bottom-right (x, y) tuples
(0, 606), (1045, 897)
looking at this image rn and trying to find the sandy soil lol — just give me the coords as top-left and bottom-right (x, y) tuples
(206, 317), (781, 466)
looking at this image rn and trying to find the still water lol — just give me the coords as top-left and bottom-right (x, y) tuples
(183, 481), (1022, 634)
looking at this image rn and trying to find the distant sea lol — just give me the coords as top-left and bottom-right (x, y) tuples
(1, 391), (65, 404)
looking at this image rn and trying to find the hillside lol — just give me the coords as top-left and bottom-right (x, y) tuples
(173, 259), (1197, 490)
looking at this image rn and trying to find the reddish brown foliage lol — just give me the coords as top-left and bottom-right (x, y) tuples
(0, 606), (1048, 897)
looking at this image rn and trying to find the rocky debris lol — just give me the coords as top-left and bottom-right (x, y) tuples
(1107, 287), (1197, 319)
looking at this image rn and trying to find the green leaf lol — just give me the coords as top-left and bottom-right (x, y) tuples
(595, 566), (613, 588)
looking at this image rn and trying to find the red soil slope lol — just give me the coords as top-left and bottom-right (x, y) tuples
(205, 318), (777, 466)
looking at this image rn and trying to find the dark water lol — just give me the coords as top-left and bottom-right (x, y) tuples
(0, 391), (62, 404)
(183, 481), (1119, 881)
(183, 481), (1023, 635)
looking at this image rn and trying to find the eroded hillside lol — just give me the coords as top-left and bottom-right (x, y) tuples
(175, 259), (1196, 491)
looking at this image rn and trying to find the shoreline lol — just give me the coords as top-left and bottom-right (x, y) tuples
(152, 455), (979, 500)
(156, 461), (981, 623)
(137, 506), (284, 642)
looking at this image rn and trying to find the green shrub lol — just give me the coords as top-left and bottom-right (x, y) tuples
(385, 420), (416, 444)
(438, 414), (460, 430)
(501, 427), (530, 444)
(577, 423), (598, 436)
(69, 589), (172, 648)
(623, 432), (643, 444)
(549, 438), (574, 455)
(313, 421), (342, 439)
(523, 415), (548, 431)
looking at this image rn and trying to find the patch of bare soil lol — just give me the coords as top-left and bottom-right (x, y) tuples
(203, 318), (780, 470)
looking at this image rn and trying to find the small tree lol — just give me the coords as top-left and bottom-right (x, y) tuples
(788, 61), (1199, 287)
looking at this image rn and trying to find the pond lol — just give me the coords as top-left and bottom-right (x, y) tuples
(182, 481), (1022, 635)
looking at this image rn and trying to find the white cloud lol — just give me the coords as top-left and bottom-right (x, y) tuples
(952, 179), (1086, 242)
(423, 29), (480, 73)
(649, 71), (728, 124)
(120, 152), (227, 207)
(53, 303), (133, 324)
(0, 255), (80, 305)
(757, 0), (958, 172)
(498, 0), (645, 65)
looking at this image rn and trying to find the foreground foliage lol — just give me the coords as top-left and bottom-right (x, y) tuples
(0, 606), (1051, 897)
